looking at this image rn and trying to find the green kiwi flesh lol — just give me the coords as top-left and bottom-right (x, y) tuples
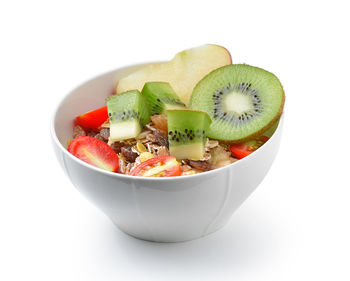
(141, 82), (186, 114)
(166, 109), (212, 160)
(106, 90), (150, 141)
(190, 64), (284, 143)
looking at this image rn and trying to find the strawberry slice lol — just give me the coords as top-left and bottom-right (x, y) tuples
(229, 136), (269, 159)
(68, 136), (119, 172)
(129, 155), (181, 177)
(75, 106), (108, 130)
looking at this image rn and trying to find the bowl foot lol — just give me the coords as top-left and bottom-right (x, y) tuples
(112, 221), (227, 243)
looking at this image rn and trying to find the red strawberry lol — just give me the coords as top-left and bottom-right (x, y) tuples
(229, 136), (269, 159)
(75, 106), (108, 130)
(68, 136), (119, 172)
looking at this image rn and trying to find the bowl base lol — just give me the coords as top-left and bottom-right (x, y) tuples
(113, 221), (227, 243)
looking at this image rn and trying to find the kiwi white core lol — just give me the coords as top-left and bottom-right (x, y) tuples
(109, 120), (141, 141)
(223, 91), (253, 115)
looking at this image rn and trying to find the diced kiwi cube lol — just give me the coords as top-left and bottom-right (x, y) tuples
(106, 90), (150, 141)
(141, 82), (185, 115)
(166, 109), (211, 160)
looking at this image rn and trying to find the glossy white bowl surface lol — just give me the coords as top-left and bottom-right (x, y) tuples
(51, 63), (284, 242)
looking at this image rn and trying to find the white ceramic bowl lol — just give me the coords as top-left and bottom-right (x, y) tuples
(51, 63), (284, 243)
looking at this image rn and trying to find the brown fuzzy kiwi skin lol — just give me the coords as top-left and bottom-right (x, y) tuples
(218, 90), (285, 144)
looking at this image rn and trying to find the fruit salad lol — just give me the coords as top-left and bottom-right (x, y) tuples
(68, 44), (285, 177)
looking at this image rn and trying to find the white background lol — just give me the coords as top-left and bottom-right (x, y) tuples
(1, 1), (349, 280)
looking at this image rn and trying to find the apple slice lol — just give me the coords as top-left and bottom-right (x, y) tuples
(116, 44), (232, 106)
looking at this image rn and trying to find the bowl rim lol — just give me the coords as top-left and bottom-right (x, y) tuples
(50, 63), (284, 181)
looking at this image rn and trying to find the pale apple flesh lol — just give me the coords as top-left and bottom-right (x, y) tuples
(116, 44), (232, 106)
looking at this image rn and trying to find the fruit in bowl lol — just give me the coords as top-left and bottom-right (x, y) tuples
(51, 44), (285, 242)
(66, 45), (284, 177)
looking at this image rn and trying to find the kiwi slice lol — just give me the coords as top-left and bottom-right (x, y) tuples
(106, 90), (150, 141)
(190, 64), (285, 143)
(166, 109), (211, 160)
(141, 82), (186, 114)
